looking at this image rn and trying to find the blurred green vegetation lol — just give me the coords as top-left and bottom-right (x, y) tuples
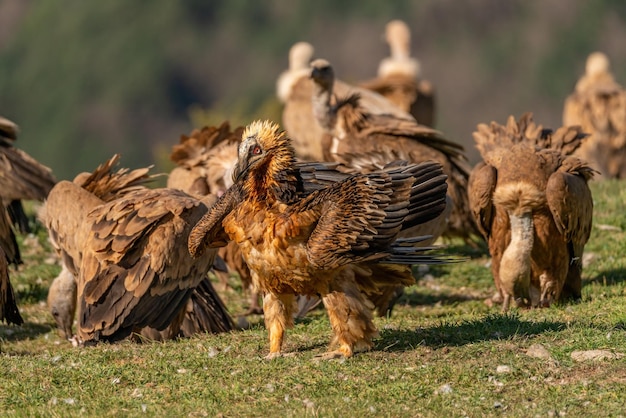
(0, 0), (625, 179)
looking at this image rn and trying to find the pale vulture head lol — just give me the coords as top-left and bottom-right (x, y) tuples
(289, 41), (315, 71)
(585, 51), (610, 78)
(276, 42), (315, 103)
(378, 20), (420, 78)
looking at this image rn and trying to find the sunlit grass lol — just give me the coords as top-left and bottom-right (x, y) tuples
(1, 180), (625, 417)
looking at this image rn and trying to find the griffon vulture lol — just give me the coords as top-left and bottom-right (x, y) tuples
(468, 113), (595, 311)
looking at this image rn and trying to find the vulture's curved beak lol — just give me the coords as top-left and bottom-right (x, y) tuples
(233, 157), (249, 183)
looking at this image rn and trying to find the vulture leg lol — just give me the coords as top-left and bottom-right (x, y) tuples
(263, 291), (296, 359)
(319, 270), (377, 359)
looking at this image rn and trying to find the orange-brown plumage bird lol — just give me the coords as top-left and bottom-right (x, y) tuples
(43, 155), (233, 343)
(188, 120), (452, 359)
(563, 52), (626, 179)
(168, 123), (323, 317)
(359, 20), (436, 127)
(310, 58), (478, 244)
(468, 113), (595, 311)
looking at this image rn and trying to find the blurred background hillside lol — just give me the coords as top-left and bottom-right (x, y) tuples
(1, 0), (625, 180)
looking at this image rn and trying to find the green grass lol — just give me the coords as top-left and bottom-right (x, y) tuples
(1, 181), (625, 417)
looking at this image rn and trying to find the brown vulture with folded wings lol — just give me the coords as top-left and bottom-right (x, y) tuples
(1, 115), (55, 326)
(43, 155), (233, 343)
(44, 155), (158, 340)
(468, 113), (595, 311)
(563, 51), (626, 179)
(359, 19), (436, 127)
(0, 116), (56, 233)
(310, 58), (478, 244)
(188, 120), (454, 359)
(278, 42), (414, 162)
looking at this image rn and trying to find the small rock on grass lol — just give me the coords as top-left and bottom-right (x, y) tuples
(525, 343), (552, 360)
(496, 365), (511, 374)
(570, 349), (624, 362)
(434, 384), (453, 395)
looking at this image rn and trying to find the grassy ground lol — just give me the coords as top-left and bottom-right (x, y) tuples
(1, 180), (625, 417)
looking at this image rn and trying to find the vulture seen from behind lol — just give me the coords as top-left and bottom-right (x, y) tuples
(43, 155), (233, 344)
(468, 113), (595, 311)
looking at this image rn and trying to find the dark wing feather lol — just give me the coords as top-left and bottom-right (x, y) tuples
(0, 197), (21, 265)
(179, 277), (234, 336)
(296, 161), (351, 191)
(302, 158), (447, 230)
(299, 171), (411, 269)
(6, 200), (30, 234)
(297, 161), (448, 269)
(293, 178), (386, 269)
(413, 79), (436, 128)
(399, 161), (448, 230)
(0, 145), (56, 201)
(0, 248), (23, 325)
